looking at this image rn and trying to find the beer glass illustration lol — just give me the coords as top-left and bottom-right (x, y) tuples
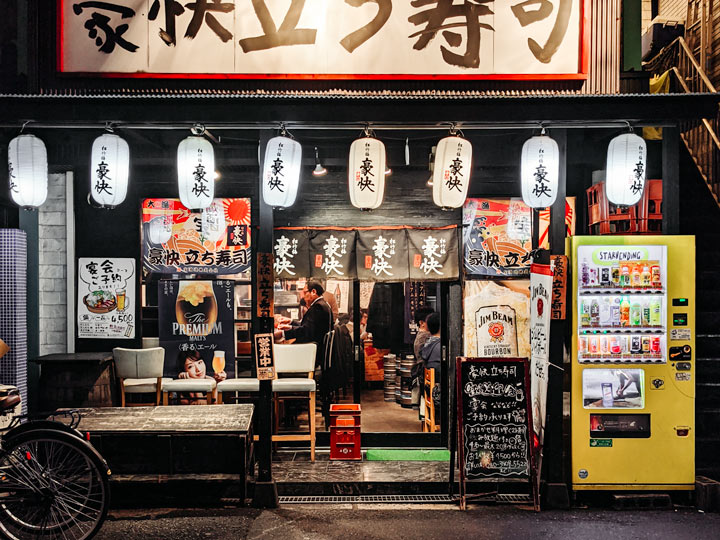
(115, 288), (127, 311)
(212, 350), (226, 375)
(175, 281), (218, 337)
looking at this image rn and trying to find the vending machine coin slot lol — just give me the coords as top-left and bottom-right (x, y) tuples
(672, 313), (688, 326)
(669, 345), (692, 361)
(672, 298), (689, 307)
(676, 362), (691, 371)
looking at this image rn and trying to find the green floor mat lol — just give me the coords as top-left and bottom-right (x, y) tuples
(365, 449), (450, 461)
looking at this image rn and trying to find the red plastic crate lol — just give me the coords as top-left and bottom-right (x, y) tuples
(329, 404), (362, 460)
(329, 404), (361, 427)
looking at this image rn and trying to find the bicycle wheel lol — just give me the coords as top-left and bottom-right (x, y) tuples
(0, 429), (110, 540)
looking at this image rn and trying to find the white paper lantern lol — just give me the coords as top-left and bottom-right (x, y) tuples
(90, 133), (129, 207)
(606, 132), (647, 207)
(432, 135), (472, 209)
(348, 136), (386, 210)
(521, 134), (559, 208)
(262, 136), (302, 208)
(7, 134), (48, 208)
(201, 200), (226, 243)
(177, 135), (214, 210)
(148, 215), (172, 245)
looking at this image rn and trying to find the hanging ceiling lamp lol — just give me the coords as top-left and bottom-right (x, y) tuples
(90, 130), (129, 208)
(312, 146), (327, 177)
(520, 128), (559, 208)
(432, 126), (472, 209)
(348, 127), (386, 210)
(605, 128), (647, 207)
(177, 124), (214, 211)
(262, 126), (302, 208)
(7, 134), (48, 209)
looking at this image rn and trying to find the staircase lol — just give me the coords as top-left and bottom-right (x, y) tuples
(645, 30), (720, 481)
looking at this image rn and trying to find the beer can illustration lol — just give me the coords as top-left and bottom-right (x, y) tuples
(650, 336), (661, 354)
(641, 336), (651, 353)
(601, 383), (614, 407)
(630, 336), (642, 354)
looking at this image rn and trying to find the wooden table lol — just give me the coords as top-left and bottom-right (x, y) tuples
(67, 405), (255, 503)
(30, 352), (116, 410)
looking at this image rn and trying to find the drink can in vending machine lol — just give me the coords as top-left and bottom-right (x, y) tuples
(650, 336), (661, 354)
(620, 335), (630, 354)
(589, 336), (599, 354)
(600, 335), (609, 355)
(578, 336), (587, 354)
(630, 336), (642, 354)
(651, 265), (662, 287)
(641, 336), (651, 353)
(610, 336), (621, 355)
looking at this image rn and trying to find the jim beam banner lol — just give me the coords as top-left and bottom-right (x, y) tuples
(257, 252), (274, 319)
(273, 229), (310, 279)
(78, 258), (136, 339)
(254, 333), (277, 380)
(530, 263), (553, 448)
(407, 227), (459, 281)
(550, 255), (568, 320)
(309, 230), (357, 280)
(158, 280), (235, 379)
(356, 229), (409, 282)
(475, 305), (519, 357)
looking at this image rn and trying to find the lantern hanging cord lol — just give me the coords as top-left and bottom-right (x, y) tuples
(191, 123), (206, 136)
(19, 120), (30, 134)
(104, 121), (115, 133)
(625, 120), (633, 133)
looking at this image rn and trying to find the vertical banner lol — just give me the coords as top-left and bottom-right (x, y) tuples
(158, 280), (235, 379)
(463, 198), (536, 277)
(254, 333), (276, 380)
(78, 258), (136, 339)
(407, 227), (459, 281)
(308, 230), (357, 280)
(356, 229), (409, 281)
(405, 282), (427, 344)
(530, 264), (553, 448)
(273, 229), (310, 279)
(141, 198), (251, 276)
(550, 255), (568, 320)
(257, 252), (275, 319)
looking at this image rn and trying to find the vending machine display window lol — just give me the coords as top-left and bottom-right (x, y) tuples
(582, 368), (645, 409)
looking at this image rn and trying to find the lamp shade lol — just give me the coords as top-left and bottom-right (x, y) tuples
(348, 136), (386, 210)
(262, 136), (302, 208)
(606, 133), (647, 206)
(148, 216), (172, 245)
(432, 136), (472, 208)
(177, 135), (214, 210)
(90, 133), (129, 207)
(521, 135), (559, 208)
(7, 134), (48, 208)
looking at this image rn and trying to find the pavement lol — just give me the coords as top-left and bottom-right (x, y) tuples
(96, 504), (720, 539)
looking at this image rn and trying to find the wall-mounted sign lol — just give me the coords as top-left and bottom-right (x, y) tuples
(254, 333), (276, 380)
(550, 255), (568, 320)
(141, 198), (251, 277)
(257, 252), (275, 319)
(77, 257), (135, 339)
(60, 0), (586, 79)
(158, 280), (235, 379)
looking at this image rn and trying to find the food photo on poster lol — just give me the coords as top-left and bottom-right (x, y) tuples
(158, 280), (236, 387)
(77, 257), (135, 339)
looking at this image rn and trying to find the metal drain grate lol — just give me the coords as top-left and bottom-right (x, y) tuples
(279, 494), (455, 504)
(496, 494), (533, 504)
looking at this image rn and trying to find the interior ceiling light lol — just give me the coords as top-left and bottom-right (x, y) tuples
(312, 146), (327, 177)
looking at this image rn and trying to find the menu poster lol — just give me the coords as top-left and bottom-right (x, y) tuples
(77, 258), (135, 339)
(273, 229), (310, 279)
(141, 198), (251, 277)
(456, 357), (537, 509)
(158, 280), (235, 379)
(308, 230), (357, 280)
(463, 198), (535, 277)
(356, 229), (409, 282)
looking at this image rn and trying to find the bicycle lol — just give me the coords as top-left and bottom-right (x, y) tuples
(0, 389), (111, 540)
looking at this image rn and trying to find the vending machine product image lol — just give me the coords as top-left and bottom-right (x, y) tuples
(570, 236), (695, 490)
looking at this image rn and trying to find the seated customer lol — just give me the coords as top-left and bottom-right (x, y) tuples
(420, 312), (442, 408)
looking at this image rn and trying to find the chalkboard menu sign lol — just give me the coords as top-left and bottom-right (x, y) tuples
(456, 357), (535, 495)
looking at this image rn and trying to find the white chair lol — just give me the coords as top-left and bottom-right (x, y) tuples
(162, 378), (217, 405)
(272, 343), (317, 462)
(113, 347), (166, 407)
(142, 337), (160, 349)
(216, 378), (260, 404)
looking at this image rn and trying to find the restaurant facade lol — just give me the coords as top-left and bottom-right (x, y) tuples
(2, 0), (720, 501)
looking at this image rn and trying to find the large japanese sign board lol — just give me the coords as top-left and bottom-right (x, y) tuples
(141, 198), (251, 277)
(456, 357), (537, 510)
(158, 280), (235, 379)
(59, 0), (587, 79)
(78, 257), (136, 339)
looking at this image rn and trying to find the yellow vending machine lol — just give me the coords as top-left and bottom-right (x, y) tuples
(571, 236), (695, 491)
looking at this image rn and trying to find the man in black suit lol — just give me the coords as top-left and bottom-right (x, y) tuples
(274, 280), (332, 367)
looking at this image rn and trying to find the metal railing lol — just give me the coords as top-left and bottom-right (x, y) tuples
(645, 37), (720, 206)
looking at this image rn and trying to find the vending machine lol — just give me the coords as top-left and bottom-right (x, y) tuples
(570, 236), (695, 491)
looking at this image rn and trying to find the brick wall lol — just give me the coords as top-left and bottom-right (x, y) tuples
(38, 173), (67, 355)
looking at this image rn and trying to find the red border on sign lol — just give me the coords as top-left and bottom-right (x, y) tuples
(57, 0), (590, 81)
